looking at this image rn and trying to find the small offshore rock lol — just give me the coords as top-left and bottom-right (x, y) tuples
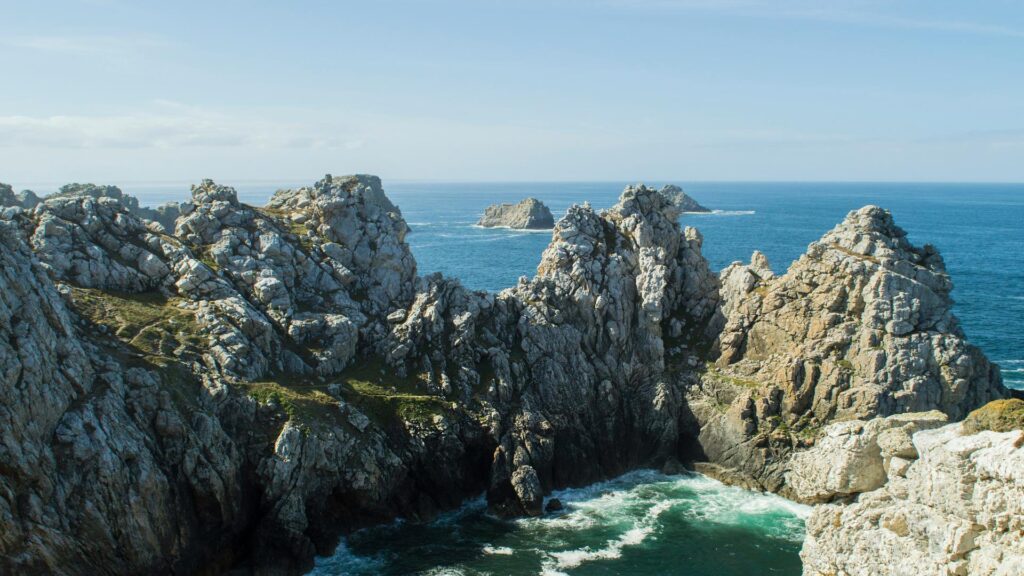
(659, 184), (711, 213)
(477, 198), (554, 229)
(544, 498), (563, 513)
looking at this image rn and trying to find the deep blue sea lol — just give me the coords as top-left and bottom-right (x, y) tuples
(23, 179), (1020, 575)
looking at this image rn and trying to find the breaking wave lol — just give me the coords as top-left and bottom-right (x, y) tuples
(310, 470), (807, 576)
(684, 209), (756, 216)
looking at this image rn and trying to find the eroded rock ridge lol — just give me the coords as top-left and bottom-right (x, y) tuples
(0, 177), (1007, 575)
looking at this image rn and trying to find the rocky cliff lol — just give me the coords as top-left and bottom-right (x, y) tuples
(477, 197), (555, 229)
(0, 177), (1007, 574)
(800, 400), (1024, 576)
(687, 205), (1005, 495)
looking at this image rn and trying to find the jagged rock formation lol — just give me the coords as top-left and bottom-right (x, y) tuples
(687, 205), (1006, 495)
(801, 403), (1024, 576)
(659, 184), (711, 213)
(477, 197), (554, 229)
(0, 183), (40, 210)
(0, 177), (1007, 575)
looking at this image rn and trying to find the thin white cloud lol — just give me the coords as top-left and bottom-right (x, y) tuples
(2, 34), (171, 56)
(603, 0), (1024, 38)
(0, 106), (362, 150)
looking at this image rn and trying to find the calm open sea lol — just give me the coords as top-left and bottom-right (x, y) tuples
(23, 179), (1018, 575)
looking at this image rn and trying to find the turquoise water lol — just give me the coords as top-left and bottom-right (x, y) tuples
(311, 471), (808, 576)
(31, 179), (1019, 574)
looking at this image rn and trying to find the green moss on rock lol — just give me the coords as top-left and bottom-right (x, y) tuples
(69, 287), (203, 358)
(339, 359), (447, 425)
(963, 399), (1024, 434)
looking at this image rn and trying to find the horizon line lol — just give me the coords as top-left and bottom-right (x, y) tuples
(7, 177), (1024, 190)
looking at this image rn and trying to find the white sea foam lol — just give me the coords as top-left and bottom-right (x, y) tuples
(421, 568), (471, 576)
(308, 541), (382, 576)
(470, 224), (554, 233)
(541, 499), (672, 572)
(684, 209), (756, 216)
(310, 470), (808, 574)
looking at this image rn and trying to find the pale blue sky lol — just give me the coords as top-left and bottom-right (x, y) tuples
(2, 0), (1023, 184)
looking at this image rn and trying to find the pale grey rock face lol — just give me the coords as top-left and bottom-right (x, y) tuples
(477, 197), (555, 229)
(659, 184), (711, 213)
(801, 421), (1024, 576)
(27, 194), (176, 292)
(785, 411), (948, 503)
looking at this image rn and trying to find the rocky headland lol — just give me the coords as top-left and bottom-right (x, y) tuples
(476, 197), (555, 229)
(0, 176), (1014, 575)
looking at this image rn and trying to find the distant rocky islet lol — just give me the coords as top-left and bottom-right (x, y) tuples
(475, 186), (711, 231)
(477, 197), (555, 229)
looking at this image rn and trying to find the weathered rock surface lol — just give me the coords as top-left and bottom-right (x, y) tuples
(786, 411), (948, 503)
(688, 205), (1006, 494)
(801, 413), (1024, 576)
(0, 176), (1008, 575)
(0, 183), (40, 210)
(477, 197), (555, 229)
(659, 184), (711, 213)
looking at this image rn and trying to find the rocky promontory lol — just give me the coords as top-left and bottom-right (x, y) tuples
(0, 176), (1009, 575)
(477, 197), (555, 229)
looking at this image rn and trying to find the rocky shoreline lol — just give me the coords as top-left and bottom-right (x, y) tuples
(0, 176), (1013, 575)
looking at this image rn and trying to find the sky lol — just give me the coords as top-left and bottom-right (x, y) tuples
(1, 0), (1023, 185)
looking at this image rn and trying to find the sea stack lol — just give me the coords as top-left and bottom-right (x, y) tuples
(477, 197), (555, 229)
(659, 184), (711, 213)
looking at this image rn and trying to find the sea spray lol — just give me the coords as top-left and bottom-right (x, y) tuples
(311, 471), (808, 575)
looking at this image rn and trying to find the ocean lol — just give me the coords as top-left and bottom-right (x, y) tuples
(26, 179), (1021, 575)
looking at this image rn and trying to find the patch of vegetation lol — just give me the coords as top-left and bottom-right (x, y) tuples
(68, 287), (205, 410)
(194, 245), (220, 271)
(704, 364), (760, 389)
(256, 207), (316, 252)
(241, 378), (340, 428)
(829, 243), (880, 265)
(257, 207), (288, 218)
(836, 359), (855, 372)
(792, 413), (823, 441)
(339, 358), (447, 425)
(963, 398), (1024, 434)
(69, 287), (203, 358)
